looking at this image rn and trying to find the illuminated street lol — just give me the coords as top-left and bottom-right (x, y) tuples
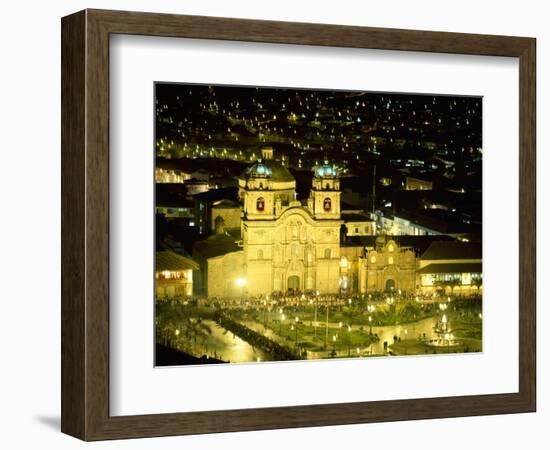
(156, 292), (482, 363)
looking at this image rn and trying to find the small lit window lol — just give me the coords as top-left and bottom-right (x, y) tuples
(256, 197), (265, 212)
(323, 197), (332, 211)
(388, 257), (394, 265)
(370, 256), (376, 264)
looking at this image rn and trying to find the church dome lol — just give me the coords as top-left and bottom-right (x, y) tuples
(244, 161), (272, 178)
(314, 161), (338, 178)
(241, 160), (295, 183)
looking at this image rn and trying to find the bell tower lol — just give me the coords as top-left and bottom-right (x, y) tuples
(242, 161), (275, 220)
(311, 161), (341, 219)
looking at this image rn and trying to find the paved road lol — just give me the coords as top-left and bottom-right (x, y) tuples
(201, 320), (272, 363)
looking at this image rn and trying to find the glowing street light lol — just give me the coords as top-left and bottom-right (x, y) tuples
(235, 278), (247, 288)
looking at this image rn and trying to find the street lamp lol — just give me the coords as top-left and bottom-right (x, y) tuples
(235, 277), (247, 302)
(292, 318), (299, 347)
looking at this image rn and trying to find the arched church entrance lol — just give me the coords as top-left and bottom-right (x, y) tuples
(287, 275), (300, 294)
(385, 278), (396, 292)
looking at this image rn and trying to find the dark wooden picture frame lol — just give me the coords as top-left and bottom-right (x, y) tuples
(61, 9), (536, 441)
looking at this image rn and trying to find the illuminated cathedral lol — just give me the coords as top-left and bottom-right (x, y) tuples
(206, 148), (347, 297)
(199, 147), (480, 299)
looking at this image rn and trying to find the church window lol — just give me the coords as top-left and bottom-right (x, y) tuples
(324, 248), (332, 259)
(323, 197), (332, 211)
(256, 197), (265, 212)
(388, 256), (394, 265)
(388, 244), (394, 252)
(257, 249), (264, 259)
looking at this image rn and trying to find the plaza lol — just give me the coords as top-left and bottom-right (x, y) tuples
(156, 291), (482, 364)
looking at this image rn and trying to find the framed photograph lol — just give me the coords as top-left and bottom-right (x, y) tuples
(61, 9), (536, 441)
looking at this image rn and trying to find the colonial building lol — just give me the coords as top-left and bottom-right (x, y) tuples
(155, 158), (191, 184)
(417, 241), (482, 295)
(193, 148), (481, 298)
(155, 250), (199, 299)
(403, 176), (433, 191)
(358, 236), (416, 293)
(206, 148), (346, 297)
(341, 212), (377, 237)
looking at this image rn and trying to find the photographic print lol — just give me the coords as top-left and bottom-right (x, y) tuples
(154, 83), (482, 366)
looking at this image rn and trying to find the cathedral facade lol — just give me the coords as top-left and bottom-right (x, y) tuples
(207, 149), (347, 297)
(358, 236), (416, 293)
